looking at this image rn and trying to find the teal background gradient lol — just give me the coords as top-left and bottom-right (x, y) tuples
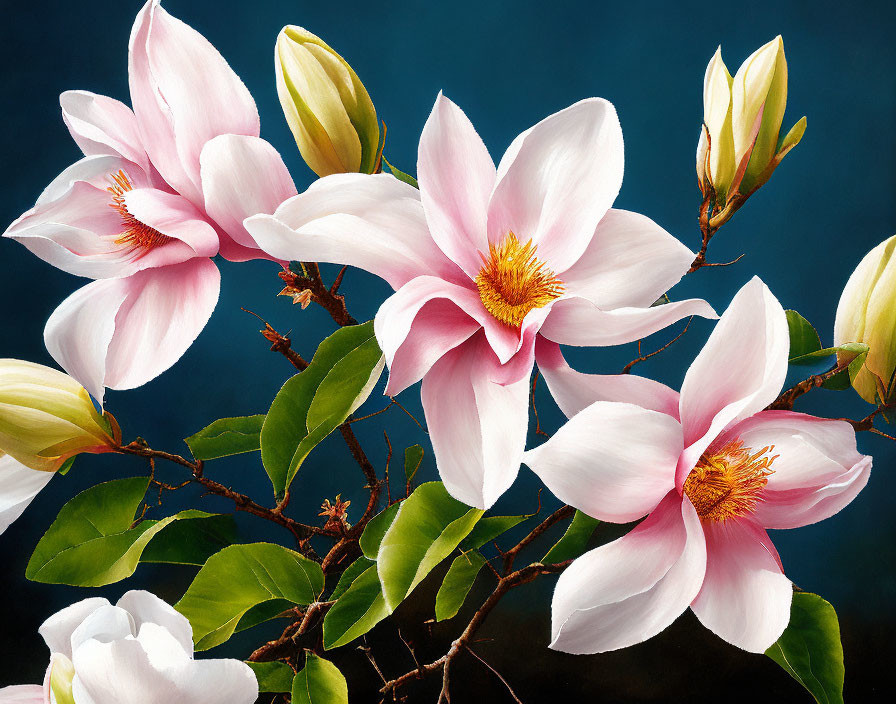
(1, 0), (894, 700)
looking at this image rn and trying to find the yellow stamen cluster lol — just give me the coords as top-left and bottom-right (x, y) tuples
(683, 439), (777, 522)
(475, 232), (564, 328)
(107, 170), (170, 252)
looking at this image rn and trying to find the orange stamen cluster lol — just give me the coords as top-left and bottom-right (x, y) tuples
(683, 438), (777, 522)
(475, 232), (564, 328)
(107, 170), (170, 252)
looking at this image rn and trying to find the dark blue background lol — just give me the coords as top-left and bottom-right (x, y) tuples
(1, 0), (894, 700)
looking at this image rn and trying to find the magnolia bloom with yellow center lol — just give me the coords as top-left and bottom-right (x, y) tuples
(524, 278), (871, 654)
(1, 359), (120, 536)
(246, 93), (717, 509)
(2, 0), (298, 404)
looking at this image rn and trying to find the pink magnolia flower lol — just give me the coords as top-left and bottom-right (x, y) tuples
(524, 277), (871, 653)
(3, 0), (295, 403)
(246, 93), (716, 509)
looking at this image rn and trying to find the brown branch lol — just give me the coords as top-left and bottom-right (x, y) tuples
(280, 264), (358, 327)
(502, 505), (574, 574)
(622, 317), (694, 374)
(380, 562), (570, 699)
(766, 361), (851, 411)
(464, 645), (524, 704)
(115, 441), (325, 548)
(530, 373), (549, 439)
(244, 308), (308, 371)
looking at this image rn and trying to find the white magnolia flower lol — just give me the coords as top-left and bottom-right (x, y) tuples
(0, 591), (257, 704)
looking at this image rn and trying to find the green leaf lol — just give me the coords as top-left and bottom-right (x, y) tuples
(234, 599), (296, 634)
(359, 503), (400, 560)
(176, 543), (324, 650)
(141, 513), (236, 565)
(786, 310), (822, 361)
(383, 157), (418, 189)
(58, 456), (75, 476)
(261, 322), (385, 497)
(26, 478), (227, 586)
(377, 482), (484, 612)
(247, 661), (295, 693)
(542, 510), (600, 564)
(766, 592), (844, 704)
(292, 654), (348, 704)
(462, 514), (532, 550)
(330, 556), (375, 601)
(185, 415), (265, 461)
(322, 564), (389, 649)
(435, 550), (487, 622)
(788, 341), (868, 368)
(404, 444), (424, 484)
(821, 343), (869, 391)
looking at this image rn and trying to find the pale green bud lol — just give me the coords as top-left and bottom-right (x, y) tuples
(834, 235), (896, 404)
(275, 26), (380, 177)
(0, 359), (119, 472)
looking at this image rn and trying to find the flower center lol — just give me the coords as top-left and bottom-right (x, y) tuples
(475, 232), (564, 328)
(107, 170), (170, 252)
(682, 438), (777, 522)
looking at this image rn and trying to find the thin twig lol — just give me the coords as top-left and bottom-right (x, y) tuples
(531, 374), (549, 438)
(622, 317), (693, 374)
(464, 645), (524, 704)
(766, 361), (851, 411)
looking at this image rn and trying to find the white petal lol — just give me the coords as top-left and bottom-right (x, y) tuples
(0, 454), (54, 535)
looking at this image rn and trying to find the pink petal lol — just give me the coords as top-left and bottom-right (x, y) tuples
(690, 519), (792, 653)
(374, 279), (482, 397)
(128, 0), (259, 204)
(122, 188), (219, 258)
(421, 334), (529, 509)
(60, 91), (150, 173)
(522, 401), (682, 523)
(560, 209), (695, 309)
(488, 98), (624, 273)
(535, 337), (680, 419)
(677, 277), (789, 487)
(539, 295), (716, 347)
(245, 174), (464, 290)
(550, 492), (706, 654)
(725, 410), (871, 529)
(44, 259), (220, 403)
(200, 134), (297, 257)
(0, 686), (48, 703)
(417, 93), (496, 278)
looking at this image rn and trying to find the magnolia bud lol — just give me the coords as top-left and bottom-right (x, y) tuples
(834, 235), (896, 404)
(697, 38), (806, 221)
(275, 25), (380, 177)
(0, 359), (119, 472)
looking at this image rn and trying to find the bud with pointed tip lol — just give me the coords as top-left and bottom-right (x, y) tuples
(0, 359), (120, 472)
(275, 26), (381, 177)
(697, 37), (806, 226)
(834, 235), (896, 404)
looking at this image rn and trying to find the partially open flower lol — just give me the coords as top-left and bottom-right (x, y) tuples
(0, 359), (119, 473)
(276, 25), (381, 177)
(697, 37), (806, 226)
(834, 234), (896, 404)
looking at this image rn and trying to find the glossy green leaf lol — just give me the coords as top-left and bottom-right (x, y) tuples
(185, 415), (265, 461)
(176, 543), (324, 650)
(383, 158), (418, 188)
(359, 503), (400, 560)
(377, 482), (483, 612)
(462, 513), (532, 550)
(786, 310), (822, 361)
(789, 341), (868, 368)
(292, 654), (348, 704)
(330, 556), (375, 601)
(818, 343), (870, 391)
(261, 322), (384, 497)
(322, 565), (389, 650)
(766, 592), (844, 704)
(234, 599), (296, 634)
(247, 661), (295, 693)
(404, 444), (424, 483)
(26, 478), (226, 586)
(141, 513), (236, 566)
(542, 510), (600, 564)
(435, 550), (487, 622)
